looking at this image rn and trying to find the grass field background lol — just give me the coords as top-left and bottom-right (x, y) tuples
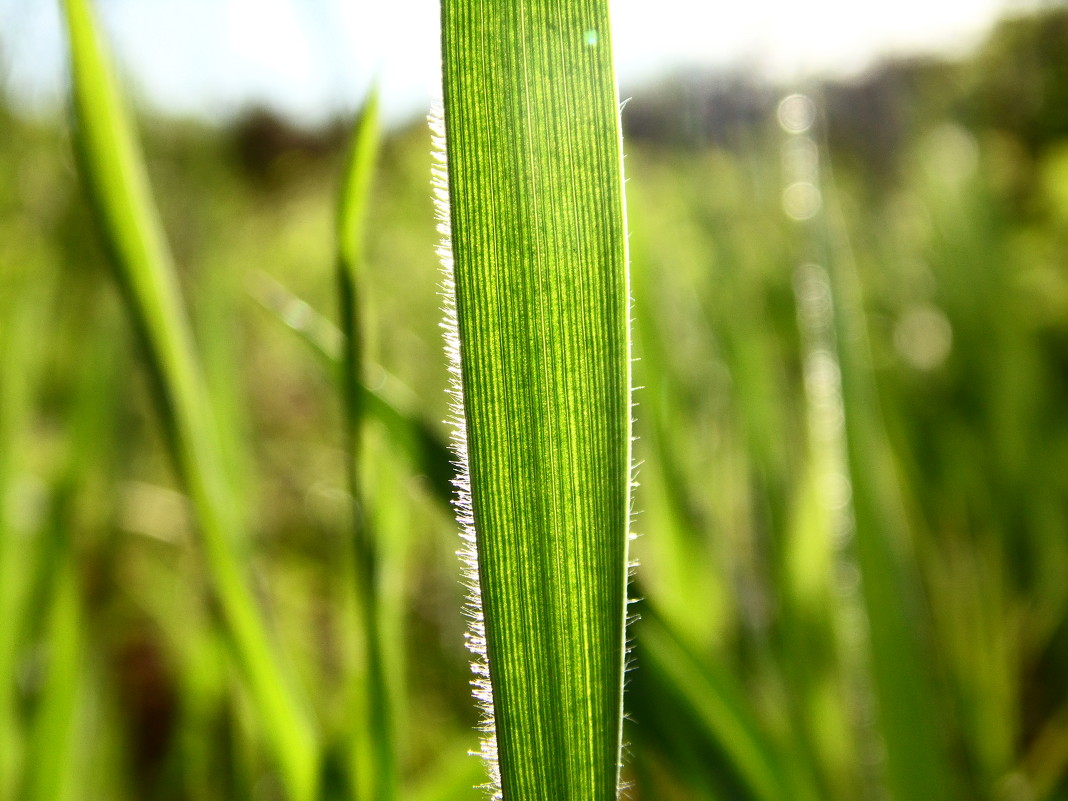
(2, 6), (1068, 800)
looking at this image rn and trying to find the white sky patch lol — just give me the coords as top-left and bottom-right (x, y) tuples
(102, 0), (237, 112)
(223, 0), (323, 116)
(611, 0), (1013, 83)
(0, 0), (1029, 124)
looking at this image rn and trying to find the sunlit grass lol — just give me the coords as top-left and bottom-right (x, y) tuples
(436, 2), (631, 798)
(1, 4), (1067, 801)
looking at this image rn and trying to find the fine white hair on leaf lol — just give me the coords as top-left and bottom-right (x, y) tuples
(428, 101), (502, 801)
(431, 89), (636, 800)
(619, 99), (638, 801)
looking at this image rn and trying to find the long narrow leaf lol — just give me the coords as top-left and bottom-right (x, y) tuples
(437, 2), (632, 799)
(334, 89), (399, 801)
(61, 2), (318, 798)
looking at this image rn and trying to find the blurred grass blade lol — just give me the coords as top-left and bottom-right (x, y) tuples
(437, 1), (632, 799)
(334, 89), (399, 801)
(337, 87), (381, 292)
(633, 605), (821, 801)
(837, 340), (957, 801)
(61, 1), (318, 798)
(809, 144), (957, 800)
(336, 86), (381, 458)
(249, 270), (344, 368)
(250, 271), (455, 509)
(17, 560), (81, 801)
(0, 272), (53, 799)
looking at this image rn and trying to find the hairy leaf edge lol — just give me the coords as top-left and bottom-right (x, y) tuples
(428, 104), (501, 798)
(429, 85), (638, 796)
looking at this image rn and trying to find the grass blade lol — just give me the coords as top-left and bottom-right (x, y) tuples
(436, 2), (632, 799)
(790, 106), (957, 801)
(61, 2), (318, 797)
(0, 271), (53, 799)
(17, 559), (82, 801)
(632, 604), (822, 801)
(334, 89), (400, 801)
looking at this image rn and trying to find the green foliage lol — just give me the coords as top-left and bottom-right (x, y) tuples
(333, 87), (401, 801)
(2, 4), (1068, 801)
(437, 1), (630, 798)
(62, 1), (319, 798)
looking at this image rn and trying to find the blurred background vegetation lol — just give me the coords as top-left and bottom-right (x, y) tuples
(3, 5), (1068, 801)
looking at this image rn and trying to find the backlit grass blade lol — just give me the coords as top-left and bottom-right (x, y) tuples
(436, 2), (632, 799)
(61, 2), (318, 798)
(334, 88), (400, 801)
(336, 87), (382, 481)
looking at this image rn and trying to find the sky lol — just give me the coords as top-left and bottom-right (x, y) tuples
(0, 0), (1027, 126)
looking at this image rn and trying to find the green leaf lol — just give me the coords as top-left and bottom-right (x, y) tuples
(437, 2), (632, 799)
(61, 2), (318, 798)
(333, 89), (401, 801)
(337, 87), (382, 456)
